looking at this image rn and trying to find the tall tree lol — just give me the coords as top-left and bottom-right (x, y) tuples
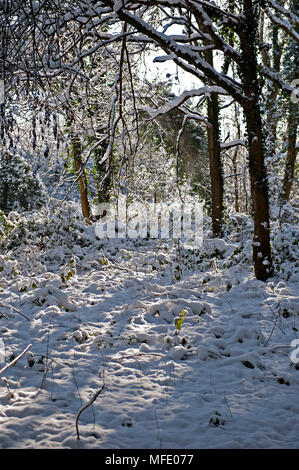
(283, 100), (298, 201)
(237, 0), (273, 280)
(282, 0), (299, 201)
(96, 0), (297, 280)
(204, 51), (223, 237)
(206, 95), (223, 238)
(67, 118), (92, 220)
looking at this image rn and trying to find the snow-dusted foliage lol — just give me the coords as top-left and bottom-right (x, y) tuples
(0, 198), (299, 448)
(0, 152), (47, 212)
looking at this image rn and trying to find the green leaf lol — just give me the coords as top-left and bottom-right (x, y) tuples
(175, 310), (186, 331)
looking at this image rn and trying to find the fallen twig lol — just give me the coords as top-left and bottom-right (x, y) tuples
(112, 352), (164, 362)
(0, 376), (14, 398)
(0, 310), (9, 320)
(0, 303), (30, 321)
(0, 343), (32, 376)
(75, 384), (105, 440)
(263, 295), (285, 344)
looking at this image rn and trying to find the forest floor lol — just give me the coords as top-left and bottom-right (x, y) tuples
(0, 205), (299, 449)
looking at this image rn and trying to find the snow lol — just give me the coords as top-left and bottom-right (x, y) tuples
(153, 54), (176, 63)
(0, 205), (299, 449)
(145, 86), (227, 120)
(265, 8), (299, 43)
(221, 139), (246, 150)
(268, 0), (299, 24)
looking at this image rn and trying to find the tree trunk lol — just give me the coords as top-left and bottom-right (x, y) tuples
(66, 113), (92, 220)
(282, 0), (298, 201)
(71, 137), (92, 220)
(207, 93), (223, 237)
(233, 100), (241, 213)
(94, 140), (112, 206)
(232, 148), (240, 213)
(240, 0), (274, 281)
(244, 101), (273, 280)
(283, 102), (298, 201)
(205, 50), (223, 237)
(260, 14), (282, 159)
(1, 181), (8, 212)
(194, 12), (224, 237)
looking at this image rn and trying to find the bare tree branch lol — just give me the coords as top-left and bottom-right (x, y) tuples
(0, 344), (32, 377)
(265, 8), (299, 42)
(75, 385), (105, 439)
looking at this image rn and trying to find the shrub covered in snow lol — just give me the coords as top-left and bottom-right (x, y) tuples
(0, 151), (47, 213)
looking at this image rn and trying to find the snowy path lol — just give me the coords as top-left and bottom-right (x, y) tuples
(0, 250), (299, 449)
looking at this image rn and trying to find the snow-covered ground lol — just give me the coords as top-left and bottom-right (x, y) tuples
(0, 206), (299, 449)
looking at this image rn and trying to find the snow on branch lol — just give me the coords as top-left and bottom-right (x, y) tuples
(190, 44), (215, 53)
(265, 8), (299, 42)
(101, 2), (248, 103)
(220, 99), (235, 110)
(153, 53), (176, 63)
(261, 67), (298, 94)
(191, 0), (240, 27)
(172, 56), (206, 79)
(179, 110), (210, 125)
(267, 0), (299, 25)
(191, 4), (242, 64)
(0, 344), (32, 377)
(150, 0), (241, 29)
(145, 86), (227, 120)
(221, 139), (246, 151)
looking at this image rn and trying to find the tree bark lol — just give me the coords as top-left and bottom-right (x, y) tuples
(207, 93), (223, 237)
(232, 148), (240, 213)
(204, 51), (223, 237)
(233, 100), (241, 213)
(240, 0), (274, 281)
(66, 113), (92, 220)
(71, 137), (92, 220)
(244, 101), (273, 280)
(266, 22), (284, 159)
(283, 102), (298, 201)
(259, 12), (283, 159)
